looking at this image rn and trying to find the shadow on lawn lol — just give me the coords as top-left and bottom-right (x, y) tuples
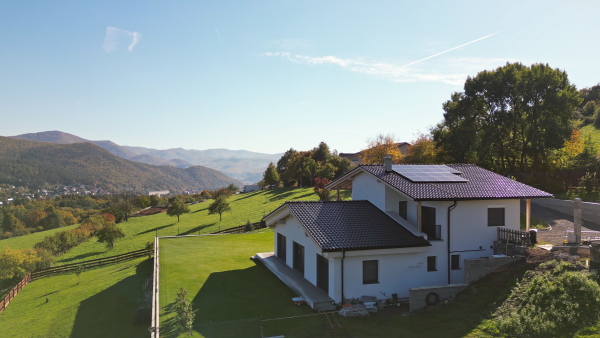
(179, 222), (217, 236)
(70, 259), (152, 338)
(58, 251), (105, 263)
(136, 223), (176, 235)
(164, 261), (314, 338)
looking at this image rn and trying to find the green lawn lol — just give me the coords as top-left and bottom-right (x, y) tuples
(0, 257), (151, 338)
(158, 232), (545, 338)
(0, 188), (326, 265)
(0, 223), (80, 251)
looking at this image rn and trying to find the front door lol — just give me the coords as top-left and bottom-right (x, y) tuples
(316, 254), (329, 293)
(293, 242), (304, 275)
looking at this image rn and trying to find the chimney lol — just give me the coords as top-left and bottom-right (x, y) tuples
(384, 155), (392, 172)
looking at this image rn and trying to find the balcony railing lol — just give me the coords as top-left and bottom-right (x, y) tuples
(497, 228), (530, 246)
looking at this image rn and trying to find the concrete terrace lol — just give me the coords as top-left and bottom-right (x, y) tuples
(255, 252), (335, 311)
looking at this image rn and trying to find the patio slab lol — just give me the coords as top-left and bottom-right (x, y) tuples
(255, 252), (335, 311)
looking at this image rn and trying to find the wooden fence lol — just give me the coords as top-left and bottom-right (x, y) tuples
(497, 228), (531, 246)
(31, 248), (152, 280)
(0, 273), (31, 313)
(211, 222), (266, 235)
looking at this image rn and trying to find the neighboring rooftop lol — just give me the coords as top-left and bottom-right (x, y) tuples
(327, 164), (553, 201)
(273, 200), (430, 252)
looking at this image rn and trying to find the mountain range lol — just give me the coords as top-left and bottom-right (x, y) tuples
(0, 136), (243, 193)
(11, 131), (282, 184)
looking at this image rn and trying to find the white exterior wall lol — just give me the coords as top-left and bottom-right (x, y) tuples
(325, 248), (442, 303)
(351, 173), (385, 209)
(273, 216), (322, 286)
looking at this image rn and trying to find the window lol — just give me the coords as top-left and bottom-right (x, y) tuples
(293, 242), (304, 275)
(363, 260), (378, 284)
(422, 206), (441, 240)
(399, 201), (407, 220)
(276, 233), (286, 261)
(451, 254), (460, 270)
(427, 256), (437, 271)
(488, 208), (505, 226)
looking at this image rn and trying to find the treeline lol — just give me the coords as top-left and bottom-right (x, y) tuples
(361, 62), (600, 194)
(261, 142), (353, 188)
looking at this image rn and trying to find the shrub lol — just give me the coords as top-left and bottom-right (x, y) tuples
(487, 260), (600, 337)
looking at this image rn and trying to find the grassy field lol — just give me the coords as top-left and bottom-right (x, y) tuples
(0, 256), (151, 338)
(0, 188), (330, 337)
(157, 233), (556, 338)
(0, 188), (326, 265)
(0, 223), (80, 251)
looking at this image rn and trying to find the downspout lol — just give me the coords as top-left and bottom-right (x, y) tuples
(447, 201), (458, 285)
(341, 249), (346, 304)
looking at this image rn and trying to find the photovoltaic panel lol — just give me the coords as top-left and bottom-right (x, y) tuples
(391, 165), (468, 183)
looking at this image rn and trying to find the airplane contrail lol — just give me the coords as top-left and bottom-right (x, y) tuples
(398, 32), (499, 69)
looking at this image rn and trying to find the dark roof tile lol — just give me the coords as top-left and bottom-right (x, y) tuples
(338, 164), (552, 201)
(284, 200), (430, 252)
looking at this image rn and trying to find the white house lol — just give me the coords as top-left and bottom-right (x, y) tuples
(262, 159), (552, 305)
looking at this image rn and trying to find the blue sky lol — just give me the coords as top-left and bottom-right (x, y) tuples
(1, 1), (598, 154)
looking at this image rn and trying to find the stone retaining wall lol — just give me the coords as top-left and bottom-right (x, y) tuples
(463, 256), (524, 284)
(532, 198), (600, 225)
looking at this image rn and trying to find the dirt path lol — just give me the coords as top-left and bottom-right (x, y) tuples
(521, 201), (600, 245)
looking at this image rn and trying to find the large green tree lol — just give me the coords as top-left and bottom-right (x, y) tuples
(167, 197), (190, 222)
(432, 62), (581, 173)
(96, 223), (126, 249)
(208, 196), (231, 221)
(262, 162), (281, 186)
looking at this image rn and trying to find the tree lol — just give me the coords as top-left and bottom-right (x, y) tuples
(432, 62), (581, 173)
(2, 213), (23, 233)
(75, 266), (84, 284)
(361, 134), (404, 164)
(39, 207), (65, 230)
(313, 178), (331, 201)
(96, 224), (126, 249)
(0, 248), (40, 279)
(262, 162), (281, 186)
(312, 141), (332, 163)
(404, 133), (440, 164)
(174, 288), (197, 336)
(167, 197), (190, 222)
(227, 184), (239, 192)
(208, 196), (231, 221)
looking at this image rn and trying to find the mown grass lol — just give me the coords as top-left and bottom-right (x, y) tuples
(0, 223), (80, 251)
(0, 188), (328, 265)
(0, 188), (334, 337)
(159, 233), (559, 338)
(0, 257), (151, 338)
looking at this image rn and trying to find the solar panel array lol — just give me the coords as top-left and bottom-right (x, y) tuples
(391, 165), (468, 183)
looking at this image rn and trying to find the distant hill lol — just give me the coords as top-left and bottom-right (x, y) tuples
(12, 131), (281, 183)
(0, 137), (242, 192)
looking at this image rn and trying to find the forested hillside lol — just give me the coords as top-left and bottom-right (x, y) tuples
(0, 137), (241, 192)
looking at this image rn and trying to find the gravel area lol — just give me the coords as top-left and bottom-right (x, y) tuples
(521, 200), (600, 245)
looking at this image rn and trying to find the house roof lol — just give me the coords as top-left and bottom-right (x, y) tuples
(327, 164), (553, 201)
(268, 200), (430, 252)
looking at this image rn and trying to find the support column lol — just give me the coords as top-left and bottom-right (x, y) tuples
(526, 199), (531, 232)
(417, 201), (422, 233)
(574, 198), (582, 245)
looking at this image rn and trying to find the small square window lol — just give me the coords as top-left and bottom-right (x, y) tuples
(427, 256), (437, 272)
(488, 208), (505, 226)
(451, 254), (460, 270)
(363, 260), (378, 284)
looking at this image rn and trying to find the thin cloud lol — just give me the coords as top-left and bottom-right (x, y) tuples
(103, 26), (142, 53)
(263, 33), (499, 85)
